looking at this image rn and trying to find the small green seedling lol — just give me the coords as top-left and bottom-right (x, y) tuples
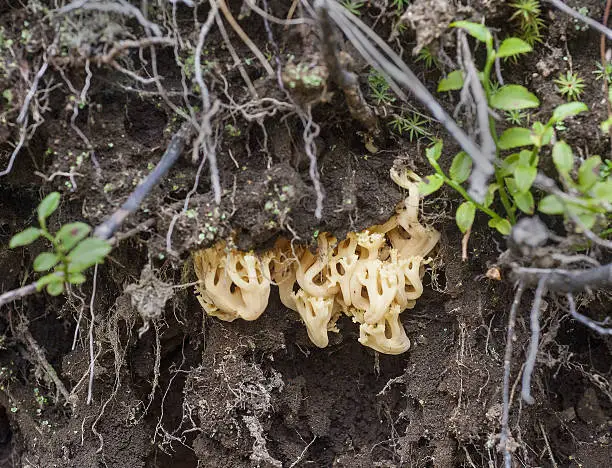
(368, 68), (395, 105)
(416, 47), (441, 70)
(593, 61), (612, 84)
(391, 0), (410, 12)
(341, 0), (364, 15)
(388, 113), (432, 141)
(510, 0), (545, 45)
(555, 71), (585, 101)
(9, 192), (112, 296)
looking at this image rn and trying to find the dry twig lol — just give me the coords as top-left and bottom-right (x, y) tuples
(94, 122), (195, 240)
(521, 277), (548, 405)
(499, 282), (525, 468)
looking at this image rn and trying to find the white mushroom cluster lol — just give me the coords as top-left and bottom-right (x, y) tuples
(194, 173), (440, 354)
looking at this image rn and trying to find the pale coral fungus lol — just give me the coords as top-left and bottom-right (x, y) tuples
(194, 172), (439, 354)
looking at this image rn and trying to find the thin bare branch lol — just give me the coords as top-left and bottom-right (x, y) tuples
(0, 283), (38, 308)
(521, 276), (548, 405)
(499, 281), (525, 468)
(567, 293), (612, 335)
(94, 122), (194, 240)
(512, 264), (612, 293)
(216, 0), (275, 76)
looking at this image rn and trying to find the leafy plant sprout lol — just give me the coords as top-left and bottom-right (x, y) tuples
(391, 0), (410, 11)
(416, 47), (441, 70)
(368, 68), (395, 105)
(388, 113), (432, 141)
(341, 0), (364, 15)
(593, 61), (612, 84)
(505, 109), (530, 125)
(555, 71), (586, 101)
(8, 192), (112, 296)
(510, 0), (545, 45)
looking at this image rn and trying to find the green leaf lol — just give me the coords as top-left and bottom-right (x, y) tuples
(46, 281), (65, 296)
(449, 151), (472, 183)
(497, 37), (532, 58)
(530, 121), (553, 147)
(437, 70), (464, 92)
(578, 156), (601, 190)
(514, 165), (537, 193)
(9, 227), (42, 248)
(575, 212), (597, 230)
(37, 192), (60, 225)
(567, 205), (598, 230)
(500, 153), (520, 177)
(552, 141), (574, 174)
(490, 85), (540, 111)
(67, 238), (112, 272)
(484, 183), (499, 208)
(592, 179), (612, 202)
(488, 218), (512, 235)
(55, 222), (91, 252)
(425, 140), (443, 162)
(450, 21), (491, 43)
(518, 149), (533, 166)
(505, 176), (518, 194)
(68, 273), (87, 285)
(551, 102), (588, 123)
(36, 273), (63, 292)
(418, 174), (444, 196)
(513, 191), (535, 214)
(538, 194), (565, 214)
(33, 252), (60, 272)
(455, 201), (476, 233)
(498, 127), (533, 149)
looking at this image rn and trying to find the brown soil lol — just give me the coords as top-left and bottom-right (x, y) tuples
(0, 1), (610, 467)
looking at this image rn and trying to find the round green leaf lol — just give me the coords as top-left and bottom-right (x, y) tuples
(551, 102), (588, 123)
(513, 191), (534, 214)
(418, 174), (444, 196)
(68, 273), (87, 285)
(490, 85), (540, 111)
(437, 70), (464, 92)
(9, 227), (42, 248)
(513, 165), (537, 193)
(592, 179), (612, 202)
(499, 154), (520, 177)
(449, 151), (472, 183)
(552, 141), (574, 174)
(67, 238), (112, 272)
(425, 140), (443, 162)
(456, 201), (476, 233)
(55, 222), (92, 252)
(450, 21), (492, 43)
(46, 281), (65, 296)
(498, 127), (533, 150)
(538, 195), (564, 214)
(496, 37), (532, 58)
(37, 192), (61, 224)
(36, 273), (63, 291)
(488, 218), (512, 235)
(578, 156), (601, 190)
(484, 183), (499, 208)
(33, 252), (60, 272)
